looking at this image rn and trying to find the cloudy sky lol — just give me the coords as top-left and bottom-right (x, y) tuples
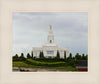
(13, 12), (88, 56)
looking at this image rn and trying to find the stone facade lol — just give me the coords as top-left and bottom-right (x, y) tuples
(33, 26), (68, 58)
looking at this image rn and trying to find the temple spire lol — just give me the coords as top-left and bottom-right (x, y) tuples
(50, 25), (52, 30)
(48, 25), (54, 43)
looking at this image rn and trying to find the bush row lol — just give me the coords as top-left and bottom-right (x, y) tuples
(25, 59), (66, 67)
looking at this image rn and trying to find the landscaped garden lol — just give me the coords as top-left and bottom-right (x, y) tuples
(12, 52), (88, 71)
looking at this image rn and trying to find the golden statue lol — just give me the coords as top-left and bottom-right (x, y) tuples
(50, 25), (52, 30)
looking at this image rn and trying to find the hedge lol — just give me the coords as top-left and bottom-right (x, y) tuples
(25, 59), (66, 67)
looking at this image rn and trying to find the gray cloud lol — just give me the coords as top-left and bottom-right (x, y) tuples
(13, 12), (88, 56)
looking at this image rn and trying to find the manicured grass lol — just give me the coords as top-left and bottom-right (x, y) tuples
(13, 61), (77, 71)
(13, 61), (32, 67)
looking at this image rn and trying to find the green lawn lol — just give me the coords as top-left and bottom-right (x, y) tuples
(13, 61), (76, 71)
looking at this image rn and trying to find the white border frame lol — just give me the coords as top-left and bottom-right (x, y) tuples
(0, 0), (100, 84)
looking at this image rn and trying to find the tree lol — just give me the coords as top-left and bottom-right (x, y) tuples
(85, 54), (88, 60)
(81, 54), (85, 60)
(39, 51), (44, 59)
(39, 52), (41, 58)
(27, 53), (31, 59)
(64, 51), (66, 60)
(13, 54), (19, 61)
(69, 53), (72, 58)
(21, 53), (24, 57)
(31, 51), (33, 59)
(19, 53), (26, 61)
(56, 50), (60, 59)
(41, 51), (44, 58)
(66, 53), (76, 67)
(75, 53), (81, 60)
(67, 53), (72, 60)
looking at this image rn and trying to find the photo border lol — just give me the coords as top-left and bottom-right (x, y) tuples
(0, 0), (100, 84)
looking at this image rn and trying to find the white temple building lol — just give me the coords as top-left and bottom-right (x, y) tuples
(33, 25), (68, 58)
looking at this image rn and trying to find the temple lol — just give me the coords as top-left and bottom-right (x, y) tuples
(32, 25), (68, 58)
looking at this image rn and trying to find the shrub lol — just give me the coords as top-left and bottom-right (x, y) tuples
(25, 59), (66, 67)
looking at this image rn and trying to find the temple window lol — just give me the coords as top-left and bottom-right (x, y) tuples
(50, 40), (52, 43)
(47, 51), (54, 54)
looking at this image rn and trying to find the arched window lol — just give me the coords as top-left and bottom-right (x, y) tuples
(50, 40), (52, 43)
